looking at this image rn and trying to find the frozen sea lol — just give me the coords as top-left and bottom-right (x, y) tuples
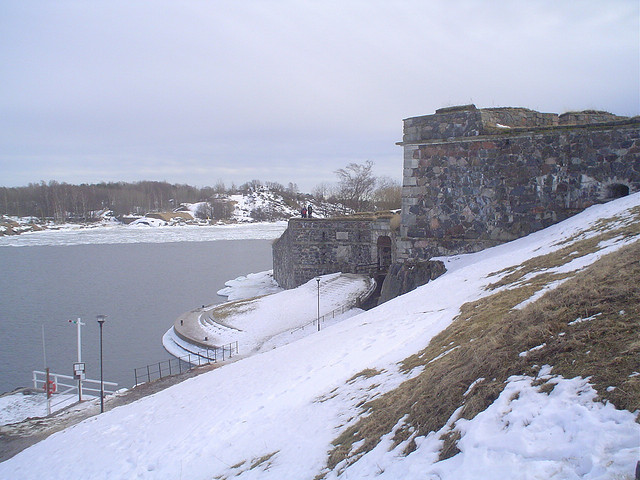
(0, 222), (286, 394)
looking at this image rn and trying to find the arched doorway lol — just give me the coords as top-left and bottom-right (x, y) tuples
(606, 183), (630, 199)
(377, 236), (392, 271)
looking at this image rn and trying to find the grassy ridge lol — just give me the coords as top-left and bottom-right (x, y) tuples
(325, 212), (640, 473)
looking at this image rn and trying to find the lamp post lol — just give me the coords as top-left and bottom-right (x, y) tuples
(316, 277), (321, 332)
(96, 314), (107, 413)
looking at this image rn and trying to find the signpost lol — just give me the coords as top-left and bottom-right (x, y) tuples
(69, 318), (85, 402)
(42, 324), (51, 415)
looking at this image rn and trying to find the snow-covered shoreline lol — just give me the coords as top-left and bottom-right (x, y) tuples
(0, 390), (83, 426)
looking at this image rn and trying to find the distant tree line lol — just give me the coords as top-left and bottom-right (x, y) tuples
(0, 180), (301, 222)
(0, 163), (401, 223)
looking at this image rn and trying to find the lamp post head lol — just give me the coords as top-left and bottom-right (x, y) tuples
(96, 314), (107, 325)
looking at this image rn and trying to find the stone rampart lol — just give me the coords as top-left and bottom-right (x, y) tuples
(398, 107), (640, 261)
(479, 107), (558, 129)
(273, 104), (638, 295)
(272, 216), (394, 289)
(402, 105), (484, 143)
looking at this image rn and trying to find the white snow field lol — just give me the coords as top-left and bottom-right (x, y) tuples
(1, 194), (639, 479)
(216, 270), (284, 301)
(164, 272), (375, 359)
(0, 391), (83, 426)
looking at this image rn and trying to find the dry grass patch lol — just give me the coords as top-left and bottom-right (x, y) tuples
(487, 207), (640, 290)
(347, 368), (384, 384)
(210, 296), (265, 322)
(324, 233), (640, 473)
(249, 451), (278, 470)
(214, 452), (279, 479)
(439, 430), (462, 461)
(552, 205), (640, 248)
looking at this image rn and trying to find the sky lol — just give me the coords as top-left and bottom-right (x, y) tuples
(1, 0), (639, 192)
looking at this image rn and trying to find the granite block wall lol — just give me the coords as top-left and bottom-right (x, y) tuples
(273, 105), (639, 292)
(398, 114), (640, 261)
(273, 217), (393, 289)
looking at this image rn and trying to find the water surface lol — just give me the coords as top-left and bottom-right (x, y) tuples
(0, 239), (274, 393)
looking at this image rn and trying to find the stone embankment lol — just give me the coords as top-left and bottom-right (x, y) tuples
(273, 214), (396, 289)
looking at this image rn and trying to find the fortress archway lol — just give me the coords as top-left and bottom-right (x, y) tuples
(377, 236), (392, 270)
(606, 183), (630, 199)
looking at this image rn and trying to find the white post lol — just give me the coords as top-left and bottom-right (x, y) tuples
(41, 325), (47, 371)
(42, 325), (51, 415)
(77, 318), (82, 363)
(45, 368), (51, 416)
(77, 318), (83, 401)
(70, 318), (85, 402)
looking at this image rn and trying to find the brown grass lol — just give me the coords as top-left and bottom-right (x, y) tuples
(324, 219), (640, 473)
(213, 452), (278, 479)
(249, 452), (277, 470)
(486, 211), (640, 290)
(210, 296), (265, 321)
(346, 368), (384, 384)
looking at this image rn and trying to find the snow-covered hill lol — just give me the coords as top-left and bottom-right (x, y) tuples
(224, 188), (348, 222)
(1, 188), (349, 234)
(1, 194), (638, 479)
(119, 189), (331, 225)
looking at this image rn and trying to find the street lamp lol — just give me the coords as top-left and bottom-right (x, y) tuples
(316, 277), (321, 332)
(96, 314), (107, 413)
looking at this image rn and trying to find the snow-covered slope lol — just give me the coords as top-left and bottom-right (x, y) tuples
(1, 194), (638, 479)
(227, 189), (346, 222)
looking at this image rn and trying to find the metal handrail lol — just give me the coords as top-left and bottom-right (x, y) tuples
(32, 370), (118, 409)
(290, 277), (377, 334)
(133, 341), (239, 386)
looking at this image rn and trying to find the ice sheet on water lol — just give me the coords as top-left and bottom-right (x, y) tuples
(0, 222), (287, 247)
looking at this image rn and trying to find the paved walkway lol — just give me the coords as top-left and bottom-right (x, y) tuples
(172, 273), (376, 352)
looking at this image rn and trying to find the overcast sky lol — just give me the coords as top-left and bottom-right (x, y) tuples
(1, 1), (638, 192)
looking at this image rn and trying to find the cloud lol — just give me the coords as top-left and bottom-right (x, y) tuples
(1, 0), (638, 191)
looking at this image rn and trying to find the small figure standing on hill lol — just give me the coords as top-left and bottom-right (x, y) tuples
(301, 207), (307, 218)
(307, 204), (313, 218)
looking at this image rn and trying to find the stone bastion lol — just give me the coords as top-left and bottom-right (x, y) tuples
(272, 213), (396, 290)
(398, 104), (640, 261)
(274, 104), (639, 297)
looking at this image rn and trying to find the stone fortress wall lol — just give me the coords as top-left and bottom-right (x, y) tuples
(272, 215), (394, 289)
(273, 104), (639, 293)
(398, 105), (640, 261)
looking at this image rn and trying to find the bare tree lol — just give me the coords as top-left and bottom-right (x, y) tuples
(372, 176), (402, 210)
(334, 160), (376, 212)
(213, 180), (227, 194)
(194, 202), (213, 220)
(211, 199), (234, 220)
(312, 182), (330, 201)
(287, 182), (298, 195)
